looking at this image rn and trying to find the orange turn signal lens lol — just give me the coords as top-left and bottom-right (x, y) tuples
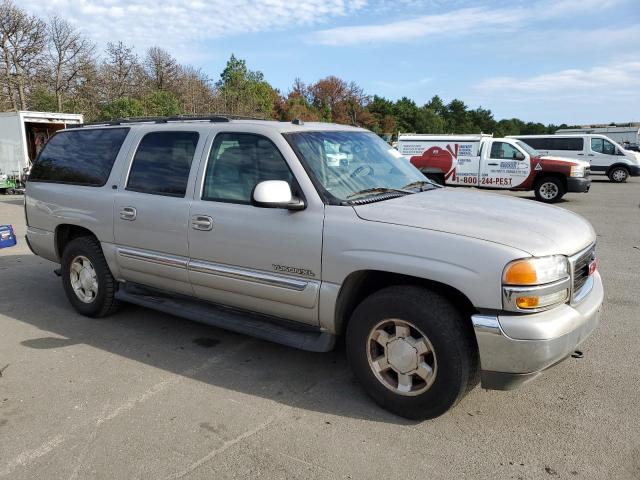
(503, 260), (538, 285)
(516, 296), (540, 309)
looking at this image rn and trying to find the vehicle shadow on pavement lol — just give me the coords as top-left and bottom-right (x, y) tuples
(1, 254), (420, 425)
(0, 198), (25, 207)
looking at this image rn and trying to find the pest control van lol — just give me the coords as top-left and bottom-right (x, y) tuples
(0, 111), (83, 188)
(397, 134), (591, 203)
(509, 134), (640, 183)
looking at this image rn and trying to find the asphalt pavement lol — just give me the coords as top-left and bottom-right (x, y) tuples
(0, 177), (638, 479)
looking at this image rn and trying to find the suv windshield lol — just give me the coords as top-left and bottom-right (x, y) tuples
(516, 140), (541, 157)
(284, 131), (433, 202)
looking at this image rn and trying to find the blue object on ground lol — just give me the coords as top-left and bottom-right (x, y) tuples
(0, 224), (17, 248)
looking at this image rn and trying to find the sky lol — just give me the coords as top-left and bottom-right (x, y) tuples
(19, 0), (640, 125)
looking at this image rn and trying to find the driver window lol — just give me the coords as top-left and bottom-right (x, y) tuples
(590, 138), (615, 155)
(602, 139), (615, 155)
(490, 141), (520, 160)
(202, 133), (294, 204)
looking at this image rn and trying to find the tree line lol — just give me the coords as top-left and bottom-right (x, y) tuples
(1, 0), (575, 138)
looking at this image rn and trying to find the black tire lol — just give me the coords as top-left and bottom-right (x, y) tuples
(534, 176), (565, 203)
(346, 286), (479, 420)
(608, 166), (629, 183)
(60, 236), (120, 317)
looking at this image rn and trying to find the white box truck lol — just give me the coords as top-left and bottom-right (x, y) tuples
(0, 111), (83, 192)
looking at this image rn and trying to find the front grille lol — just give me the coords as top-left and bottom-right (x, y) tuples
(571, 244), (595, 302)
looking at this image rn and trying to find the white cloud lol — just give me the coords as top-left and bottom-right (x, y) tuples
(309, 0), (624, 46)
(475, 61), (640, 96)
(18, 0), (369, 54)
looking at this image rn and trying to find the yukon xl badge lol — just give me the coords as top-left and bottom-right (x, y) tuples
(272, 264), (316, 277)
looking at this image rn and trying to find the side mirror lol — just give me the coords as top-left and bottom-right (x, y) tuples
(252, 180), (305, 211)
(513, 151), (525, 160)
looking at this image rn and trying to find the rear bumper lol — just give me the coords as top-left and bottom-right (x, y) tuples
(566, 176), (591, 193)
(472, 271), (603, 390)
(25, 227), (58, 262)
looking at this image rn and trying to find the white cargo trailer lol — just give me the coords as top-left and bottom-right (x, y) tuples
(0, 111), (83, 179)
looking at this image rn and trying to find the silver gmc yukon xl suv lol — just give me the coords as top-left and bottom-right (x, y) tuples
(24, 117), (603, 419)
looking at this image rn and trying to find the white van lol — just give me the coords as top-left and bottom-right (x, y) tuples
(509, 134), (640, 183)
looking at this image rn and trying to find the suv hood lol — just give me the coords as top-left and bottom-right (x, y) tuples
(353, 189), (595, 257)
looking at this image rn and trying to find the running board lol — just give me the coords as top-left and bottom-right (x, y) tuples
(114, 284), (336, 352)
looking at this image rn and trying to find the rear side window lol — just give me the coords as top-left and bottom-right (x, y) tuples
(519, 137), (583, 151)
(29, 128), (129, 186)
(127, 131), (199, 197)
(520, 137), (583, 151)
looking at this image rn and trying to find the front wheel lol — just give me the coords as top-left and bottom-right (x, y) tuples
(61, 236), (121, 317)
(346, 286), (479, 420)
(608, 166), (629, 183)
(534, 176), (565, 203)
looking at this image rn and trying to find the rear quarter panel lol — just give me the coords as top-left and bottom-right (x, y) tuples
(25, 129), (138, 262)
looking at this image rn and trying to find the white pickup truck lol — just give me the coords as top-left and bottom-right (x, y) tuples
(398, 134), (591, 202)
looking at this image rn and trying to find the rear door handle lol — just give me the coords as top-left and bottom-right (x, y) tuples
(191, 215), (213, 231)
(487, 162), (499, 166)
(588, 154), (595, 156)
(120, 206), (137, 221)
(577, 153), (584, 155)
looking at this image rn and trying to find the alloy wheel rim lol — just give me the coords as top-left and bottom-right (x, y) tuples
(366, 319), (437, 396)
(540, 182), (558, 200)
(612, 169), (626, 181)
(70, 255), (98, 303)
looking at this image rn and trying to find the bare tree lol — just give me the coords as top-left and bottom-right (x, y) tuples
(100, 41), (140, 101)
(174, 65), (215, 115)
(144, 46), (178, 91)
(0, 0), (46, 110)
(46, 16), (94, 111)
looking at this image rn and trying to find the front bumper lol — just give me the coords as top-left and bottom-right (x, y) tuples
(628, 165), (640, 176)
(567, 176), (591, 193)
(472, 271), (603, 390)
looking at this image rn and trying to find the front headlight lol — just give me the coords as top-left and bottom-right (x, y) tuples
(502, 256), (570, 312)
(570, 165), (586, 177)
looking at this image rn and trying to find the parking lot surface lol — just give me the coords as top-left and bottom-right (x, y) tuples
(1, 179), (638, 480)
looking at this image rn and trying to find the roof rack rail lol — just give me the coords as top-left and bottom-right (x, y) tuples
(70, 113), (269, 128)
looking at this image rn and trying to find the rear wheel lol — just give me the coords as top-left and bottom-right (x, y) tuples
(346, 286), (478, 420)
(534, 176), (565, 203)
(61, 236), (120, 317)
(608, 166), (629, 183)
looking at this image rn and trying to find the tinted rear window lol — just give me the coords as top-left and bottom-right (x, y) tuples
(126, 131), (199, 197)
(30, 128), (129, 186)
(519, 137), (583, 151)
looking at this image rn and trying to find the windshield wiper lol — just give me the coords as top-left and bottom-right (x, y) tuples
(346, 187), (414, 200)
(401, 180), (439, 191)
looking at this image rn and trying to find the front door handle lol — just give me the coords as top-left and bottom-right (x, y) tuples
(487, 162), (499, 166)
(191, 215), (213, 231)
(120, 206), (137, 221)
(587, 154), (595, 156)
